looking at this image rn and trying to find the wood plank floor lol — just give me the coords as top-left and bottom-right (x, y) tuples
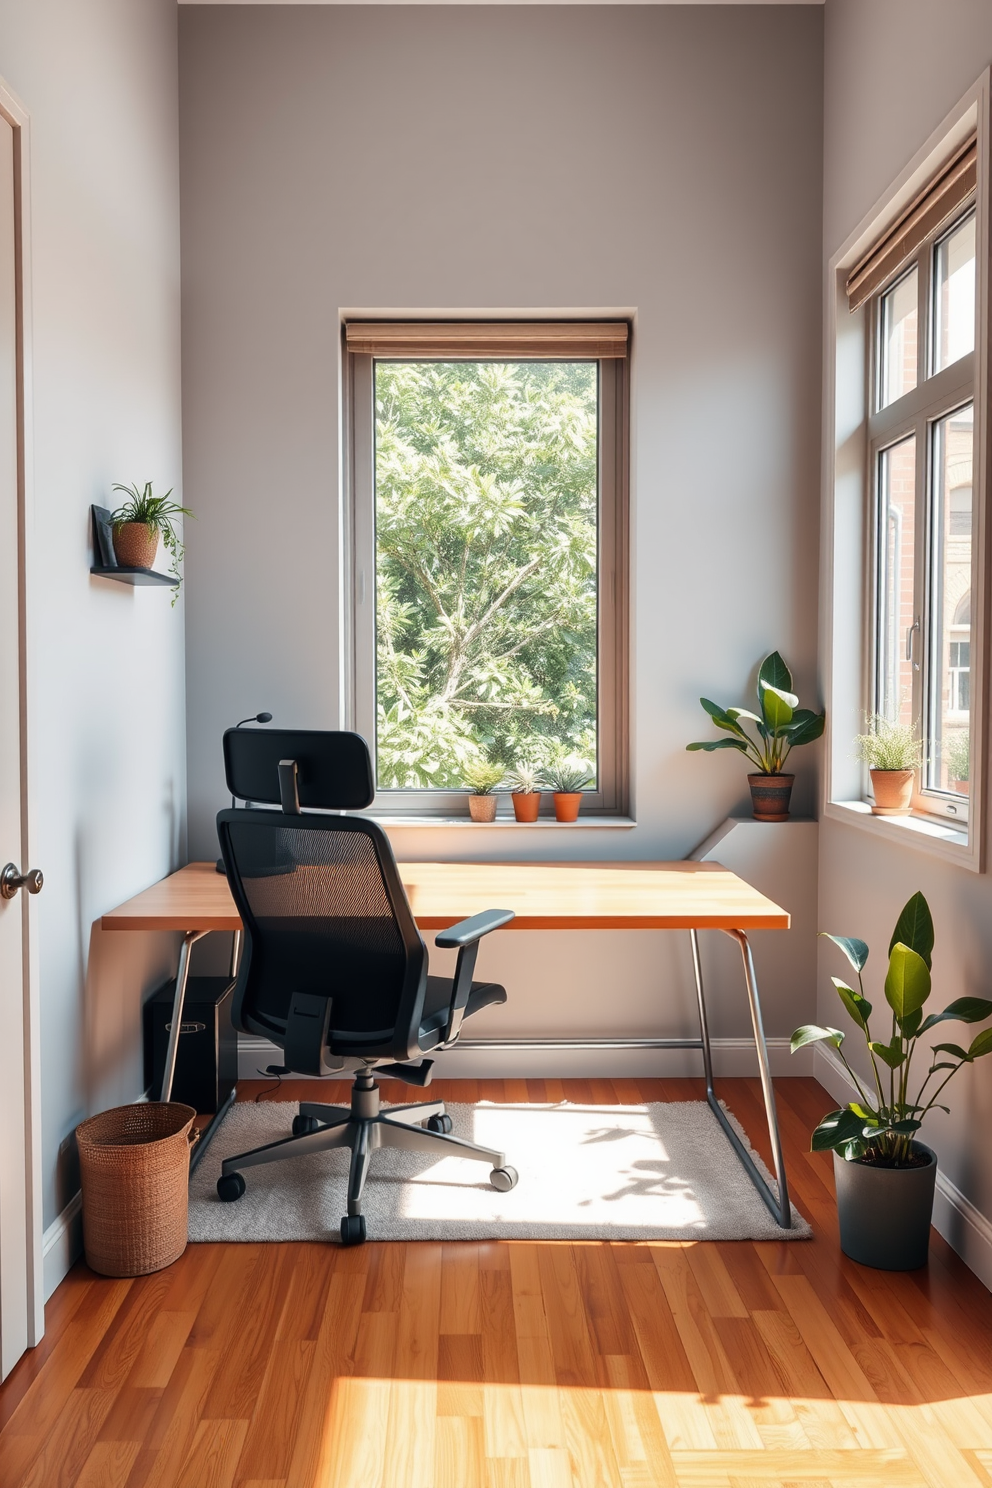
(3, 1076), (992, 1487)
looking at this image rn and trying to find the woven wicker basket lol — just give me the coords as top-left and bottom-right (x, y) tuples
(76, 1102), (196, 1277)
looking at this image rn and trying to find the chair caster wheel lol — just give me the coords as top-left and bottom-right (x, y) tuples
(292, 1114), (321, 1137)
(217, 1172), (246, 1202)
(341, 1214), (367, 1246)
(426, 1113), (453, 1134)
(490, 1166), (518, 1193)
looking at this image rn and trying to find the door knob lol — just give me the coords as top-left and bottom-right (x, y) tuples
(1, 863), (43, 899)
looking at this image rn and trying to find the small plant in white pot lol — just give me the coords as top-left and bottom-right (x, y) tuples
(505, 763), (545, 822)
(855, 715), (922, 815)
(544, 760), (593, 822)
(464, 760), (504, 822)
(792, 892), (992, 1269)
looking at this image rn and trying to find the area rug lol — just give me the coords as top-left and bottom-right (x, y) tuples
(187, 1100), (810, 1243)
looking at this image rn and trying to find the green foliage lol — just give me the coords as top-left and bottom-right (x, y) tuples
(946, 729), (970, 783)
(543, 759), (594, 794)
(110, 481), (193, 605)
(504, 763), (545, 794)
(794, 892), (992, 1165)
(686, 651), (824, 775)
(373, 362), (598, 789)
(854, 714), (922, 771)
(463, 759), (505, 795)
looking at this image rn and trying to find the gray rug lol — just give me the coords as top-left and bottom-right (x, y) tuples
(187, 1100), (810, 1243)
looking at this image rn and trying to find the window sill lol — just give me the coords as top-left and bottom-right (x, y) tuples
(365, 814), (637, 829)
(825, 798), (977, 869)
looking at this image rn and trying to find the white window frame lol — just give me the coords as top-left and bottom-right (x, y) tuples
(822, 71), (991, 871)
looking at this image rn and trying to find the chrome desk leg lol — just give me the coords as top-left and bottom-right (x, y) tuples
(229, 928), (242, 980)
(160, 929), (208, 1104)
(689, 927), (792, 1229)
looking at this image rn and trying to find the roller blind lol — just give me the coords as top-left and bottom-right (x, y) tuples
(846, 135), (977, 311)
(344, 321), (629, 359)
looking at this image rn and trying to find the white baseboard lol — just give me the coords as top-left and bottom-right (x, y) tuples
(814, 1043), (992, 1293)
(239, 1034), (813, 1081)
(42, 1193), (82, 1303)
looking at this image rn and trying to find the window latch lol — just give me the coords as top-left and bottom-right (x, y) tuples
(906, 618), (920, 667)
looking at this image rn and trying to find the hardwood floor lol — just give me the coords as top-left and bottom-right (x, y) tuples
(3, 1076), (992, 1487)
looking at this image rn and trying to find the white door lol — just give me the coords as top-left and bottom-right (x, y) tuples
(0, 84), (42, 1381)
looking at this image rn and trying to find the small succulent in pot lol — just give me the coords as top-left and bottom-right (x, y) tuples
(791, 892), (992, 1269)
(854, 715), (923, 816)
(110, 482), (193, 605)
(464, 759), (505, 822)
(543, 760), (594, 822)
(686, 651), (824, 821)
(504, 763), (545, 822)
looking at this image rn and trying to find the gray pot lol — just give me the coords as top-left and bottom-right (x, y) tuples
(833, 1142), (936, 1270)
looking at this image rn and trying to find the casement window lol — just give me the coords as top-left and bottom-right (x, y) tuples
(343, 322), (630, 816)
(852, 135), (982, 828)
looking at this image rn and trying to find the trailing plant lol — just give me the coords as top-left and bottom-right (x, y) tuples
(791, 892), (992, 1166)
(686, 651), (824, 775)
(854, 714), (923, 772)
(543, 760), (593, 794)
(464, 760), (505, 795)
(504, 763), (545, 794)
(111, 482), (193, 604)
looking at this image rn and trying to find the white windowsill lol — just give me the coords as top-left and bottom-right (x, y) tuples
(825, 798), (975, 868)
(367, 814), (637, 829)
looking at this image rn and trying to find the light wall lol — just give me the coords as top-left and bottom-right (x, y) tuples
(179, 4), (824, 1046)
(820, 0), (992, 1224)
(0, 0), (186, 1229)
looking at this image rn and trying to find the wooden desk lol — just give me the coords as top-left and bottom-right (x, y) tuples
(104, 859), (794, 1225)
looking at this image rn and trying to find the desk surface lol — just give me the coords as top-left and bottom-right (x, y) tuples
(101, 859), (789, 933)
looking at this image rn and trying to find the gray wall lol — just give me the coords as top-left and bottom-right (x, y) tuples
(179, 4), (824, 1045)
(820, 0), (992, 1217)
(0, 0), (186, 1228)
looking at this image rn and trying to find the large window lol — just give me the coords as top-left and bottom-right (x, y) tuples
(866, 189), (977, 824)
(345, 323), (629, 815)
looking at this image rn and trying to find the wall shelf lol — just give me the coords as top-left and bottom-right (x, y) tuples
(90, 565), (174, 587)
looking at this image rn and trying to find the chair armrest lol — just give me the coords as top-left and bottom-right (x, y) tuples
(434, 908), (515, 948)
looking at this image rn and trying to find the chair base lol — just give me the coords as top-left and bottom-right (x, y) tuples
(218, 1070), (518, 1241)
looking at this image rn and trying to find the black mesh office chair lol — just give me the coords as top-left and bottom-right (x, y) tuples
(215, 728), (518, 1244)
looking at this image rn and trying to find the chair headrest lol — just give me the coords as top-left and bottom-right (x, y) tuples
(223, 729), (375, 811)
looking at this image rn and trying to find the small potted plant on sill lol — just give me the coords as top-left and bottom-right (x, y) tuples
(544, 760), (593, 822)
(686, 651), (824, 821)
(504, 763), (545, 822)
(110, 482), (193, 605)
(464, 759), (504, 822)
(855, 715), (922, 815)
(792, 892), (992, 1270)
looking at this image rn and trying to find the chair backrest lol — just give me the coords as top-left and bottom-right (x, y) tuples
(217, 732), (428, 1064)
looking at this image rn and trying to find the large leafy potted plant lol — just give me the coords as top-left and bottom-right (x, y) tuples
(855, 715), (922, 815)
(686, 651), (824, 820)
(792, 892), (992, 1269)
(110, 482), (193, 603)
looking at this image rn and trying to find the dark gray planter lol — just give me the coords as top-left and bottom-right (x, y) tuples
(833, 1142), (937, 1270)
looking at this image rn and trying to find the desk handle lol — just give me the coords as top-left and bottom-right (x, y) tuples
(1, 863), (43, 900)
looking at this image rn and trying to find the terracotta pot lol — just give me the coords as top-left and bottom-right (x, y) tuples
(833, 1142), (936, 1270)
(112, 522), (160, 569)
(468, 795), (498, 822)
(553, 791), (583, 823)
(512, 792), (541, 822)
(747, 773), (794, 822)
(869, 768), (914, 816)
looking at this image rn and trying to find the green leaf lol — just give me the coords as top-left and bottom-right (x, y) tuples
(790, 1024), (845, 1054)
(884, 943), (932, 1019)
(811, 1107), (865, 1152)
(898, 1007), (922, 1039)
(782, 709), (825, 747)
(819, 933), (869, 973)
(869, 1038), (906, 1069)
(757, 650), (794, 696)
(700, 698), (750, 737)
(686, 738), (749, 753)
(888, 1118), (922, 1135)
(727, 707), (763, 726)
(759, 682), (796, 732)
(832, 977), (872, 1030)
(933, 1043), (970, 1061)
(919, 997), (992, 1032)
(969, 1028), (992, 1059)
(888, 892), (934, 968)
(849, 1102), (878, 1121)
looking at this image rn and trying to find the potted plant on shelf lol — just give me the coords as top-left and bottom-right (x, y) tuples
(855, 715), (922, 815)
(544, 760), (593, 822)
(686, 651), (824, 821)
(505, 763), (545, 822)
(110, 482), (193, 603)
(464, 760), (504, 822)
(792, 892), (992, 1269)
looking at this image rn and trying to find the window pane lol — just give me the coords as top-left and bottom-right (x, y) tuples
(373, 361), (598, 790)
(879, 267), (918, 408)
(927, 402), (973, 794)
(933, 211), (975, 373)
(876, 435), (917, 726)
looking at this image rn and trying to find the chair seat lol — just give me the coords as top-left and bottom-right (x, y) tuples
(418, 974), (506, 1048)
